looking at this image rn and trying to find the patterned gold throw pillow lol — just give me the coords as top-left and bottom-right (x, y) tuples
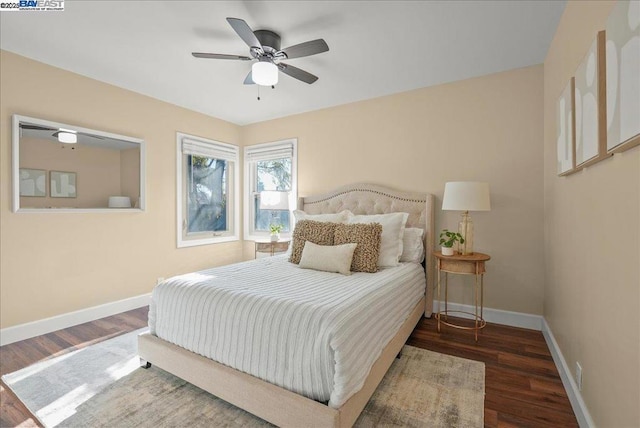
(334, 223), (382, 273)
(289, 220), (338, 264)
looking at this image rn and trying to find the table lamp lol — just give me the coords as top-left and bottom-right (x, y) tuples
(259, 190), (290, 227)
(442, 182), (491, 255)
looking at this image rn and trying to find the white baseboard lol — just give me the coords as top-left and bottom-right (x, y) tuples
(542, 319), (594, 428)
(432, 300), (543, 330)
(0, 293), (151, 346)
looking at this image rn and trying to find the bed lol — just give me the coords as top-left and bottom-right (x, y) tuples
(138, 183), (435, 427)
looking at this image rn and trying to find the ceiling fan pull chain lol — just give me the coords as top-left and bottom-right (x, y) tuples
(257, 85), (261, 101)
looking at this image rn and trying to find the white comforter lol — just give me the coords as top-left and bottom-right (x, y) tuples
(149, 255), (425, 408)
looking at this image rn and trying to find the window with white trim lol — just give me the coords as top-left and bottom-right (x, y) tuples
(244, 139), (297, 240)
(177, 133), (239, 247)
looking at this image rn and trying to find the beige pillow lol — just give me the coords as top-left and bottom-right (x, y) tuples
(348, 212), (409, 267)
(334, 223), (382, 273)
(299, 242), (357, 275)
(289, 220), (337, 264)
(286, 210), (352, 257)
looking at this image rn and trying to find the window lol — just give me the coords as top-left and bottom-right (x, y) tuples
(244, 139), (297, 240)
(177, 133), (239, 247)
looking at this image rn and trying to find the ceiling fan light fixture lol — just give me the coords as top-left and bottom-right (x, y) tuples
(252, 61), (278, 86)
(57, 131), (77, 144)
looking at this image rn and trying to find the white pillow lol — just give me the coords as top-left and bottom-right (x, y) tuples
(293, 209), (352, 225)
(400, 228), (425, 263)
(348, 212), (409, 267)
(299, 241), (357, 275)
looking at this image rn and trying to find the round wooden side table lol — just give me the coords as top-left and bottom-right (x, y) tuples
(434, 251), (491, 342)
(254, 239), (291, 257)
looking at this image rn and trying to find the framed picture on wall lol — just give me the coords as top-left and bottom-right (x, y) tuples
(50, 171), (77, 198)
(606, 0), (640, 153)
(556, 78), (576, 176)
(19, 168), (46, 197)
(574, 31), (609, 169)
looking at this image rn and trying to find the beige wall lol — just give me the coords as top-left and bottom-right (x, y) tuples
(3, 6), (637, 422)
(242, 65), (545, 315)
(3, 51), (545, 327)
(120, 148), (141, 205)
(0, 50), (243, 328)
(19, 137), (124, 208)
(543, 1), (639, 427)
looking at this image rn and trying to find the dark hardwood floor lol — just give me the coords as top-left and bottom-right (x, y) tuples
(0, 308), (149, 427)
(408, 317), (577, 427)
(0, 308), (577, 427)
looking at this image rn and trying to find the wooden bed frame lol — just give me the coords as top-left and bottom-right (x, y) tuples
(138, 183), (435, 427)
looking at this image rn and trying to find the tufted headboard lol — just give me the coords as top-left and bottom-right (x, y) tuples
(298, 183), (435, 317)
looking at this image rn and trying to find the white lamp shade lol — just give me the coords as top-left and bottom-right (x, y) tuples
(442, 182), (491, 211)
(259, 191), (289, 210)
(57, 131), (77, 144)
(252, 62), (278, 86)
(108, 196), (132, 208)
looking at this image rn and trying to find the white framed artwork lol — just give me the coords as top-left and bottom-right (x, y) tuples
(50, 171), (77, 198)
(574, 31), (609, 168)
(606, 0), (640, 153)
(19, 168), (46, 197)
(557, 78), (576, 176)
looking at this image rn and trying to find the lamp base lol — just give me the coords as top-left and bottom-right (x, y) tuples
(458, 211), (474, 255)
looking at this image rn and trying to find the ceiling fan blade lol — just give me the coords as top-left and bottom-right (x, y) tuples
(78, 132), (105, 139)
(280, 39), (329, 59)
(226, 17), (262, 49)
(244, 71), (255, 85)
(20, 124), (56, 131)
(192, 52), (251, 61)
(277, 63), (318, 84)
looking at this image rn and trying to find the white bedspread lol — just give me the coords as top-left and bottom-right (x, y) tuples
(149, 255), (425, 408)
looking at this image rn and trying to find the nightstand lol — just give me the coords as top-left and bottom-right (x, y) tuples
(434, 251), (491, 341)
(254, 239), (290, 258)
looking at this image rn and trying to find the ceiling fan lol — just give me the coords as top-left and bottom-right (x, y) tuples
(192, 18), (329, 86)
(20, 123), (105, 143)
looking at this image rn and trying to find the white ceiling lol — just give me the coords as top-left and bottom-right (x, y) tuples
(1, 1), (565, 126)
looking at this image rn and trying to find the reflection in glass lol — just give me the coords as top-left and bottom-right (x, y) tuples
(254, 158), (292, 232)
(186, 155), (228, 233)
(13, 115), (144, 211)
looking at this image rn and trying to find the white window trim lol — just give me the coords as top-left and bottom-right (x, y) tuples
(176, 132), (240, 248)
(243, 139), (297, 241)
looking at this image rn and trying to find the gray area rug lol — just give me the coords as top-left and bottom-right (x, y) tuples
(3, 330), (485, 427)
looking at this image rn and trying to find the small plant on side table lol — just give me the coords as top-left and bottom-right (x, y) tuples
(439, 229), (464, 256)
(269, 224), (283, 242)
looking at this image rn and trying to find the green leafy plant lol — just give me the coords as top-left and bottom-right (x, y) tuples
(269, 224), (283, 234)
(439, 229), (465, 248)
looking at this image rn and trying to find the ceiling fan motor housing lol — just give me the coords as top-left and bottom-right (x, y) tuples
(254, 30), (281, 52)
